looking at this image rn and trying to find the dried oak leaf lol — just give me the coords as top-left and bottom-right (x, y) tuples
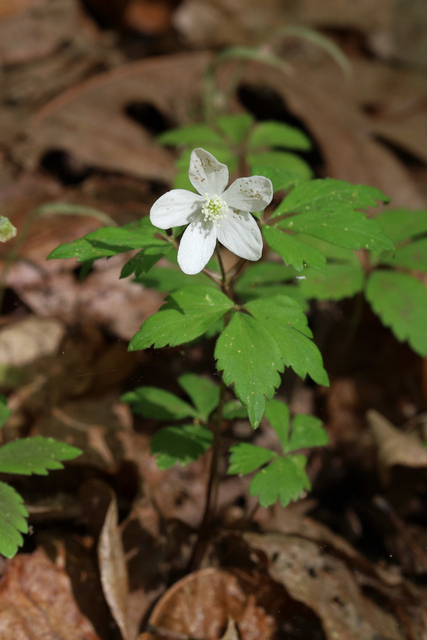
(0, 548), (100, 640)
(140, 568), (275, 640)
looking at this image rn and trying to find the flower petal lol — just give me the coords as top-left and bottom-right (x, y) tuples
(178, 218), (217, 274)
(150, 189), (203, 229)
(223, 176), (273, 213)
(217, 210), (263, 261)
(189, 148), (229, 196)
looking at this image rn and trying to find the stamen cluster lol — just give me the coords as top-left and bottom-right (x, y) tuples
(201, 193), (228, 226)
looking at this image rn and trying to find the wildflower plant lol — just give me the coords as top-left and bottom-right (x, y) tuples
(47, 111), (423, 536)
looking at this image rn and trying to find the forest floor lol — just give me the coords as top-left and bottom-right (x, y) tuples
(1, 1), (427, 639)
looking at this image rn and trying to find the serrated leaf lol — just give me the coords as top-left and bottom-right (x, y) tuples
(0, 481), (28, 558)
(136, 265), (213, 292)
(249, 455), (310, 508)
(248, 151), (312, 181)
(0, 395), (11, 429)
(273, 179), (393, 252)
(151, 424), (213, 470)
(0, 437), (82, 475)
(129, 286), (234, 350)
(375, 208), (427, 243)
(264, 398), (290, 450)
(294, 233), (360, 264)
(120, 245), (172, 278)
(275, 178), (389, 216)
(48, 218), (166, 262)
(288, 414), (328, 452)
(249, 164), (301, 192)
(178, 374), (220, 422)
(215, 312), (284, 428)
(159, 124), (226, 147)
(263, 225), (326, 271)
(299, 263), (364, 300)
(228, 443), (276, 475)
(222, 400), (248, 420)
(216, 113), (254, 145)
(382, 237), (427, 271)
(366, 270), (427, 356)
(248, 121), (312, 151)
(246, 296), (329, 385)
(122, 387), (197, 421)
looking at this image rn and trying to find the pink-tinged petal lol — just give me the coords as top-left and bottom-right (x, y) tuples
(189, 148), (229, 196)
(178, 219), (217, 274)
(150, 190), (203, 229)
(217, 210), (263, 261)
(223, 176), (273, 213)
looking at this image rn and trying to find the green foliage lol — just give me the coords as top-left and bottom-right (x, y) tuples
(0, 422), (81, 558)
(366, 270), (427, 356)
(0, 437), (82, 475)
(374, 208), (427, 244)
(299, 263), (364, 300)
(263, 225), (326, 271)
(228, 398), (328, 507)
(129, 286), (234, 350)
(0, 482), (28, 559)
(0, 395), (11, 428)
(247, 121), (312, 151)
(122, 387), (197, 421)
(215, 295), (328, 428)
(136, 264), (214, 293)
(151, 424), (213, 470)
(47, 218), (169, 276)
(177, 374), (220, 422)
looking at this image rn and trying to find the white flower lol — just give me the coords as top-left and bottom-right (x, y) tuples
(150, 148), (273, 275)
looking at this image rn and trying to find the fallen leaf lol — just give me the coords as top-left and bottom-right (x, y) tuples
(367, 409), (427, 482)
(0, 547), (100, 640)
(98, 488), (130, 640)
(0, 315), (65, 367)
(140, 567), (275, 640)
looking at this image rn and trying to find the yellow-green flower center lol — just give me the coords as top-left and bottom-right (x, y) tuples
(201, 193), (228, 226)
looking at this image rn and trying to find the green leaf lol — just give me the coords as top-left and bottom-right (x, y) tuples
(48, 218), (166, 262)
(248, 151), (312, 181)
(122, 387), (197, 421)
(129, 286), (234, 350)
(0, 481), (28, 558)
(151, 424), (213, 470)
(235, 261), (296, 290)
(215, 312), (284, 428)
(158, 124), (226, 147)
(0, 437), (81, 475)
(120, 245), (172, 278)
(136, 265), (213, 292)
(246, 296), (329, 385)
(299, 263), (365, 300)
(375, 208), (427, 244)
(249, 455), (310, 508)
(250, 164), (302, 192)
(287, 414), (328, 452)
(382, 238), (427, 271)
(275, 179), (389, 216)
(222, 400), (248, 420)
(263, 225), (326, 271)
(0, 395), (11, 429)
(216, 114), (254, 145)
(273, 179), (393, 251)
(178, 374), (220, 422)
(366, 270), (427, 356)
(265, 398), (290, 450)
(248, 121), (312, 151)
(228, 443), (276, 475)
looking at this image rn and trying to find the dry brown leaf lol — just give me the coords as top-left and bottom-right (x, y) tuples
(0, 315), (65, 367)
(98, 489), (130, 640)
(244, 531), (407, 640)
(368, 409), (427, 480)
(25, 54), (210, 182)
(0, 548), (100, 640)
(140, 568), (275, 640)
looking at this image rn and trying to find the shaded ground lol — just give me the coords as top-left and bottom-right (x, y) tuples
(1, 1), (427, 639)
